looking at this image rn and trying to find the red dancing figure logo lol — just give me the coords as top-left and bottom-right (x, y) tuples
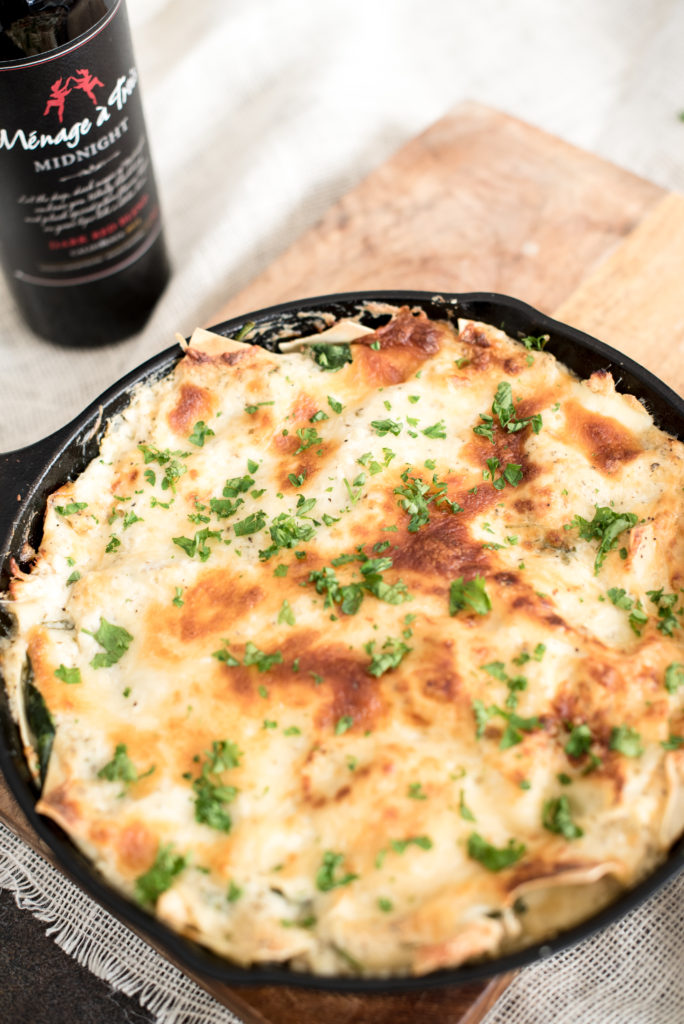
(43, 69), (104, 123)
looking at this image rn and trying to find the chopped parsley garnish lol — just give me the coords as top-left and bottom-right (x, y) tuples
(227, 880), (243, 902)
(244, 401), (275, 415)
(309, 409), (329, 422)
(365, 636), (412, 677)
(122, 510), (143, 529)
(472, 699), (540, 748)
(173, 528), (222, 560)
(192, 740), (241, 833)
(284, 726), (301, 736)
(66, 570), (81, 586)
(83, 617), (133, 669)
(335, 716), (354, 735)
(288, 471), (306, 487)
(244, 641), (283, 673)
(607, 588), (648, 634)
(55, 501), (87, 516)
(474, 382), (542, 442)
(449, 576), (491, 616)
(467, 832), (526, 871)
(259, 508), (316, 561)
(278, 599), (296, 626)
(212, 642), (240, 667)
(188, 420), (215, 445)
(209, 495), (243, 518)
(97, 743), (154, 787)
(172, 587), (185, 607)
(327, 395), (343, 414)
(294, 426), (323, 453)
(371, 418), (402, 437)
(422, 420), (447, 439)
(664, 662), (684, 694)
(542, 795), (583, 840)
(309, 343), (352, 371)
(54, 664), (81, 685)
(387, 836), (432, 856)
(647, 589), (682, 636)
(662, 735), (684, 750)
(394, 468), (460, 532)
(135, 844), (186, 906)
(564, 723), (593, 759)
(521, 334), (549, 350)
(571, 506), (638, 574)
(233, 510), (267, 536)
(377, 897), (393, 912)
(316, 851), (358, 891)
(273, 564), (288, 577)
(459, 789), (476, 821)
(407, 782), (427, 800)
(222, 474), (255, 497)
(137, 444), (190, 492)
(609, 725), (644, 757)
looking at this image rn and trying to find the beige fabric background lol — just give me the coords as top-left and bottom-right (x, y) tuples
(1, 1), (683, 1020)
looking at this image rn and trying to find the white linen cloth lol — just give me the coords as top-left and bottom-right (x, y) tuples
(1, 1), (683, 1020)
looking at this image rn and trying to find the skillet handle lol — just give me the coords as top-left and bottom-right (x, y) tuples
(0, 424), (76, 559)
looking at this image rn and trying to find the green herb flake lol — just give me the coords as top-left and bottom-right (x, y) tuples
(278, 599), (296, 626)
(83, 618), (133, 669)
(243, 641), (283, 674)
(273, 563), (289, 578)
(233, 510), (267, 537)
(459, 789), (476, 821)
(543, 795), (583, 840)
(371, 418), (402, 437)
(467, 832), (526, 871)
(365, 636), (412, 677)
(327, 396), (344, 414)
(188, 420), (216, 446)
(390, 835), (433, 854)
(609, 725), (644, 758)
(66, 570), (81, 586)
(572, 506), (638, 574)
(172, 587), (185, 608)
(564, 723), (594, 759)
(449, 576), (491, 616)
(244, 401), (275, 415)
(98, 742), (154, 787)
(54, 664), (81, 685)
(310, 343), (352, 372)
(422, 420), (447, 439)
(212, 642), (240, 667)
(662, 735), (684, 751)
(377, 897), (393, 912)
(407, 782), (427, 801)
(316, 851), (358, 891)
(135, 844), (186, 906)
(665, 662), (684, 694)
(55, 501), (88, 516)
(191, 739), (241, 833)
(335, 715), (354, 736)
(227, 880), (243, 902)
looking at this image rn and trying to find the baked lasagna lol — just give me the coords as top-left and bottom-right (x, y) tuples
(2, 306), (683, 976)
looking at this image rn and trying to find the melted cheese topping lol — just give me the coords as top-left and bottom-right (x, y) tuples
(2, 308), (683, 977)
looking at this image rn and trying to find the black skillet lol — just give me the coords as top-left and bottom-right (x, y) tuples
(1, 291), (682, 992)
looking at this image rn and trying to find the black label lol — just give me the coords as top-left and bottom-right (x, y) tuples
(0, 0), (162, 287)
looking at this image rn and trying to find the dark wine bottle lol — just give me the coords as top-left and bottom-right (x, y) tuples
(0, 0), (169, 346)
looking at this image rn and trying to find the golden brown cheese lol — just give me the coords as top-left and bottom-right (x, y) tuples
(2, 307), (683, 977)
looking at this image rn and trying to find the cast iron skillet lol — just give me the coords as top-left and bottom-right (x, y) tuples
(1, 291), (682, 991)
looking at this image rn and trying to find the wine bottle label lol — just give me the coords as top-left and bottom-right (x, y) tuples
(0, 0), (163, 288)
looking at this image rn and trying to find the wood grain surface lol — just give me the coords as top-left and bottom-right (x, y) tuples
(2, 100), (683, 1024)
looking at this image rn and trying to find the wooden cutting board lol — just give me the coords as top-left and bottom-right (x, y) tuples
(2, 100), (684, 1024)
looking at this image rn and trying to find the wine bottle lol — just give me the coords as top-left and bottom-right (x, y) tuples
(0, 0), (169, 346)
